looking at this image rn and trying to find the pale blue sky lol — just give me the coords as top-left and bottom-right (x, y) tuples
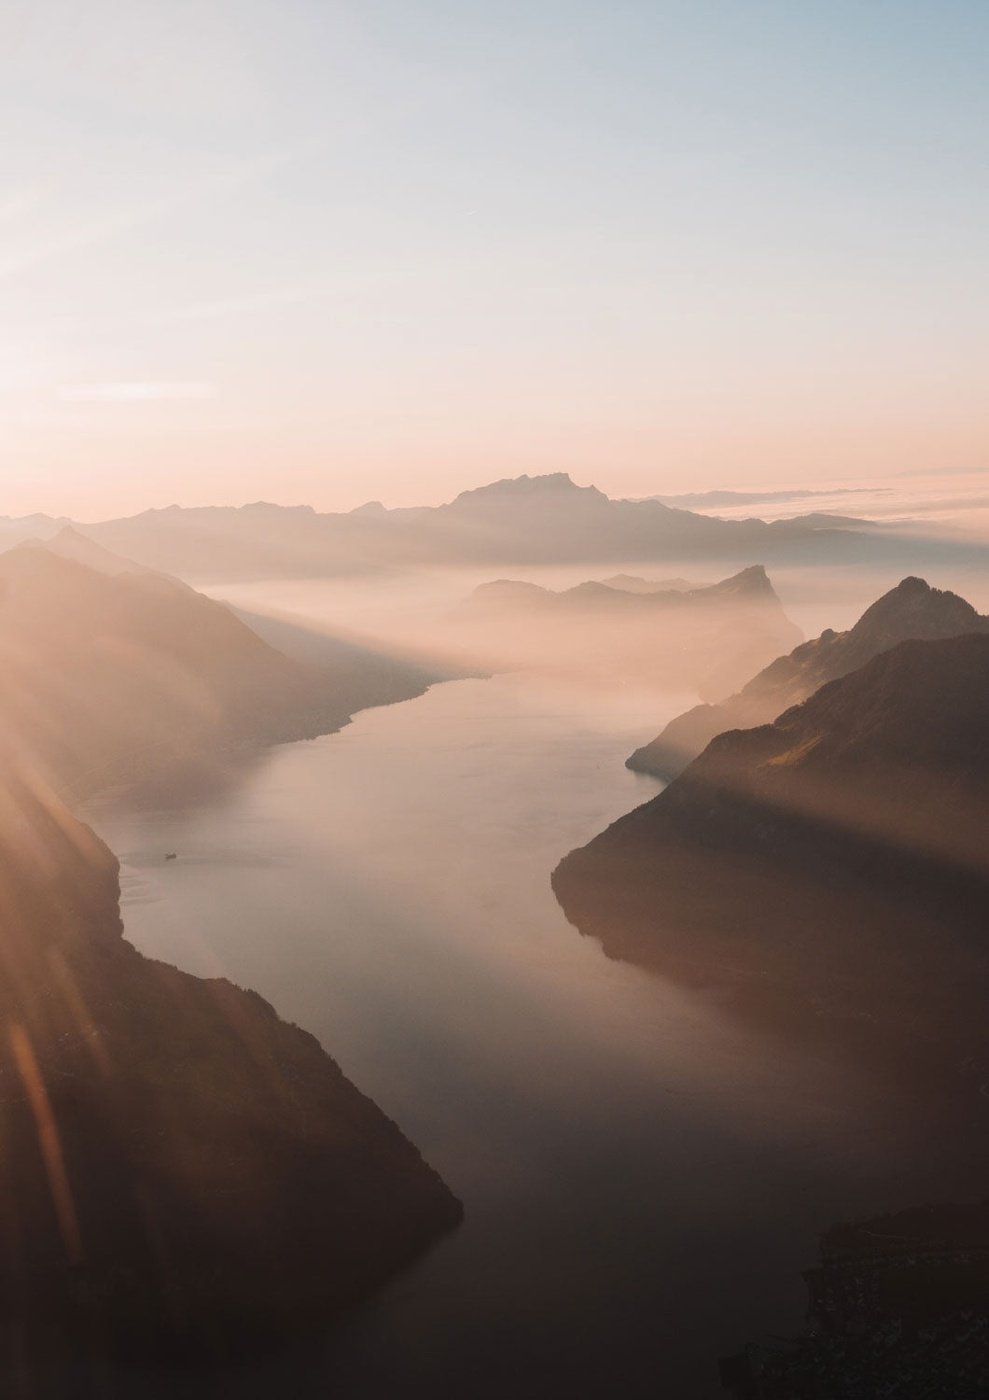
(1, 0), (987, 516)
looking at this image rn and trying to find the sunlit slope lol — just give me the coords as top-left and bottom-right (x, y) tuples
(0, 773), (460, 1359)
(0, 542), (349, 797)
(554, 633), (989, 1053)
(629, 576), (989, 778)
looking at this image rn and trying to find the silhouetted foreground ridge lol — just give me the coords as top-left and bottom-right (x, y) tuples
(555, 632), (989, 1057)
(0, 774), (461, 1362)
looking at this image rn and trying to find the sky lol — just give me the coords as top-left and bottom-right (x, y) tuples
(1, 0), (987, 519)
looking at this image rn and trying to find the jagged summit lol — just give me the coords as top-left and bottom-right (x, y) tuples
(448, 472), (601, 506)
(701, 564), (773, 596)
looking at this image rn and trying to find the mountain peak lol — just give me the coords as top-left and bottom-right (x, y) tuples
(701, 564), (775, 599)
(732, 563), (770, 585)
(850, 576), (982, 647)
(449, 472), (601, 507)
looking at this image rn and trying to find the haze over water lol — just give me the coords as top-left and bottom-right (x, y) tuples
(5, 2), (989, 1391)
(85, 577), (988, 1399)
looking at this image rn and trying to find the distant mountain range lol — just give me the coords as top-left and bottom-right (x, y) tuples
(0, 473), (915, 581)
(465, 564), (778, 611)
(554, 631), (989, 1060)
(629, 576), (989, 778)
(450, 565), (803, 695)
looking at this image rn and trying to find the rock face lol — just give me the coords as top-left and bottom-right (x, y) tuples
(0, 772), (461, 1361)
(554, 634), (989, 1055)
(628, 577), (989, 778)
(450, 565), (803, 696)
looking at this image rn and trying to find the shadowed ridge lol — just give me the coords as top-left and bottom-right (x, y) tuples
(628, 576), (989, 779)
(556, 633), (989, 1060)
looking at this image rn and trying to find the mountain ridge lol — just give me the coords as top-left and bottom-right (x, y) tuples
(51, 473), (903, 580)
(451, 564), (803, 695)
(628, 576), (989, 778)
(555, 633), (989, 1058)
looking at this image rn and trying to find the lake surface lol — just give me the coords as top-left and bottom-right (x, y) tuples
(85, 585), (988, 1399)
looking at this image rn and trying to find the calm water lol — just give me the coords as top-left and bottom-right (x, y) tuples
(85, 600), (987, 1399)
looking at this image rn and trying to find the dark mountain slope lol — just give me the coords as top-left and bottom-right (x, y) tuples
(554, 634), (989, 1055)
(628, 576), (989, 777)
(0, 771), (460, 1363)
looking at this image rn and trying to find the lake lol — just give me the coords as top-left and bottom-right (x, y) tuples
(84, 579), (988, 1399)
